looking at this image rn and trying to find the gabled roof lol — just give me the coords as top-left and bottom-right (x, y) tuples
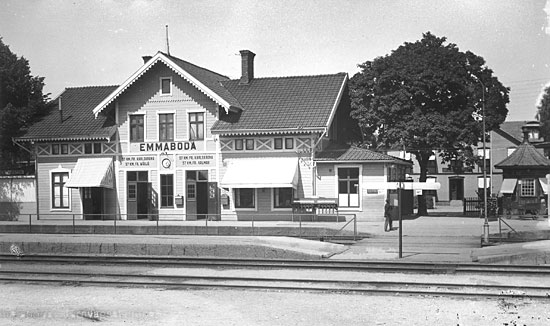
(494, 121), (529, 145)
(212, 73), (348, 135)
(494, 141), (550, 169)
(92, 52), (242, 116)
(315, 144), (412, 165)
(16, 86), (118, 142)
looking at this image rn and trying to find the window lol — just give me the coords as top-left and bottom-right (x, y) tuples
(234, 188), (255, 209)
(285, 138), (294, 149)
(61, 144), (69, 155)
(160, 77), (171, 95)
(520, 179), (535, 197)
(160, 174), (174, 208)
(274, 138), (283, 150)
(189, 112), (204, 140)
(235, 139), (243, 150)
(129, 115), (144, 142)
(159, 113), (174, 141)
(51, 144), (60, 155)
(85, 143), (103, 154)
(245, 139), (254, 150)
(273, 188), (293, 209)
(338, 167), (359, 208)
(52, 172), (69, 209)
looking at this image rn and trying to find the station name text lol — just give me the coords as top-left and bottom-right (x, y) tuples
(139, 142), (196, 152)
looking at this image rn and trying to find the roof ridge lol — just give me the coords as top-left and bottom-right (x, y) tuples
(227, 72), (347, 82)
(163, 53), (230, 80)
(65, 85), (119, 90)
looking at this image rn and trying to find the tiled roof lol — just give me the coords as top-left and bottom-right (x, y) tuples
(211, 73), (347, 133)
(166, 54), (243, 110)
(17, 86), (118, 142)
(494, 141), (550, 168)
(315, 144), (411, 164)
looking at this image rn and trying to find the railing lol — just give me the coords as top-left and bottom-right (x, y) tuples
(463, 197), (481, 216)
(0, 213), (358, 241)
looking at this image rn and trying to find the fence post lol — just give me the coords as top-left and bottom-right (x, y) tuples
(156, 215), (159, 235)
(114, 215), (117, 234)
(299, 214), (302, 238)
(72, 214), (75, 234)
(29, 214), (32, 233)
(251, 215), (255, 236)
(353, 214), (357, 241)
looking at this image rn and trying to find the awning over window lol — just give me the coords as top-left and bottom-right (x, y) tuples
(499, 178), (517, 195)
(539, 178), (548, 195)
(221, 157), (298, 188)
(65, 158), (114, 189)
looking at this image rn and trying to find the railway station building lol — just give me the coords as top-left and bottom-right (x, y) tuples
(15, 50), (411, 222)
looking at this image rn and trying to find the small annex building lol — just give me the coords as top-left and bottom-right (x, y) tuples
(15, 50), (411, 222)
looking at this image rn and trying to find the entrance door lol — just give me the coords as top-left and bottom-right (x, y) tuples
(127, 171), (149, 219)
(449, 178), (464, 201)
(186, 170), (208, 220)
(82, 187), (103, 220)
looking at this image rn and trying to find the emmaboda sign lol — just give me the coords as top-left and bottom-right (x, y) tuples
(176, 154), (215, 168)
(120, 155), (157, 168)
(130, 141), (197, 153)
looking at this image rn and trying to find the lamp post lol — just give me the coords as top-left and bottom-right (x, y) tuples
(473, 74), (490, 244)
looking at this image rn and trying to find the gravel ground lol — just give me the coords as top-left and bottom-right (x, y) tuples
(1, 283), (549, 325)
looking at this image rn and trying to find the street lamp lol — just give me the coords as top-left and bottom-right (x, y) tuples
(472, 74), (490, 244)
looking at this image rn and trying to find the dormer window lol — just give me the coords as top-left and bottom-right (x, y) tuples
(160, 77), (172, 95)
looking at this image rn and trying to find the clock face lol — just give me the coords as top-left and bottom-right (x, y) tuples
(162, 158), (171, 168)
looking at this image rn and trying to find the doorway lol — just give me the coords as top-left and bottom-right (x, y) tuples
(127, 171), (149, 219)
(186, 170), (208, 220)
(82, 187), (103, 220)
(449, 178), (464, 201)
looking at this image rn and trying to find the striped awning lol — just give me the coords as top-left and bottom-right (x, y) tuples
(221, 157), (298, 188)
(65, 158), (114, 189)
(499, 179), (517, 195)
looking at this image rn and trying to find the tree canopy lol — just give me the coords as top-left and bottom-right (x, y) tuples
(349, 32), (509, 215)
(0, 37), (51, 173)
(536, 85), (550, 142)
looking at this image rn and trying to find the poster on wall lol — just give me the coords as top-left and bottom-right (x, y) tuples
(120, 155), (158, 168)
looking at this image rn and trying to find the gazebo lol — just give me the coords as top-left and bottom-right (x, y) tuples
(495, 121), (550, 217)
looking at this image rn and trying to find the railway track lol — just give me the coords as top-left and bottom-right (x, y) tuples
(1, 254), (549, 275)
(1, 254), (549, 299)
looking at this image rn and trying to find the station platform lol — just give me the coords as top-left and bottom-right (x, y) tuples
(1, 211), (550, 264)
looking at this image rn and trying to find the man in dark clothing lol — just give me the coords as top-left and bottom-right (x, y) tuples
(384, 200), (393, 232)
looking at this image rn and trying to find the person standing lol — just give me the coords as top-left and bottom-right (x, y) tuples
(384, 199), (393, 232)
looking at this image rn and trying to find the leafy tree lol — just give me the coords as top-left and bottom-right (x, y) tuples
(536, 85), (550, 142)
(0, 37), (51, 173)
(349, 32), (509, 215)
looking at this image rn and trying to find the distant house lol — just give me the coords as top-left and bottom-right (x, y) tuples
(388, 120), (545, 205)
(15, 50), (410, 222)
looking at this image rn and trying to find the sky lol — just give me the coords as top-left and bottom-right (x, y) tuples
(1, 0), (550, 122)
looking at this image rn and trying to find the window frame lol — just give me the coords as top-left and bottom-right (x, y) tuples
(160, 174), (174, 208)
(520, 178), (535, 197)
(51, 169), (71, 211)
(158, 112), (175, 141)
(274, 138), (283, 150)
(285, 138), (294, 149)
(272, 188), (293, 210)
(160, 77), (172, 96)
(234, 188), (257, 211)
(336, 166), (361, 209)
(129, 114), (145, 143)
(188, 112), (205, 141)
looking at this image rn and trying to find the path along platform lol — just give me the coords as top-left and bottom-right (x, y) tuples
(1, 212), (550, 263)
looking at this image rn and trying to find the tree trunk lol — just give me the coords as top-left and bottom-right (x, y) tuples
(415, 151), (432, 216)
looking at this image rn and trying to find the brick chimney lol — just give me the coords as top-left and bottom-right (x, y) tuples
(239, 50), (255, 85)
(142, 56), (152, 64)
